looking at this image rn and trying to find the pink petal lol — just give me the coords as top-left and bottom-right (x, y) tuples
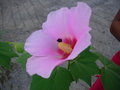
(26, 56), (65, 78)
(69, 2), (92, 39)
(42, 2), (91, 40)
(24, 30), (58, 56)
(42, 7), (73, 39)
(67, 32), (91, 60)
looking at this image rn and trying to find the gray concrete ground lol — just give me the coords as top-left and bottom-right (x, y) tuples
(0, 0), (120, 90)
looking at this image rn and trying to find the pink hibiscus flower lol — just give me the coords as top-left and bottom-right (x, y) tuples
(24, 2), (92, 78)
(90, 51), (120, 90)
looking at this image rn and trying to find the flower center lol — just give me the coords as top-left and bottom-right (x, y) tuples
(58, 41), (72, 54)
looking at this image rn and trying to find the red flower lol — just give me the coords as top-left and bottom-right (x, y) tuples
(112, 51), (120, 66)
(89, 75), (104, 90)
(90, 51), (120, 90)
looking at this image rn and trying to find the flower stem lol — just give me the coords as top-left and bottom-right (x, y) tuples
(67, 61), (71, 70)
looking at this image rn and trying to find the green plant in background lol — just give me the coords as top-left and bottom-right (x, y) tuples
(0, 42), (18, 69)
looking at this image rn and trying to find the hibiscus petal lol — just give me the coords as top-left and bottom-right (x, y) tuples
(42, 2), (91, 40)
(26, 56), (65, 78)
(69, 2), (92, 38)
(24, 30), (58, 56)
(42, 7), (73, 39)
(67, 32), (91, 60)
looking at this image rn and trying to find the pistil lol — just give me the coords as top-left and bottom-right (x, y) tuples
(58, 42), (72, 54)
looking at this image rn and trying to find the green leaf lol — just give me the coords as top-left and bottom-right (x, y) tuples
(101, 63), (120, 90)
(30, 67), (73, 90)
(0, 54), (11, 69)
(69, 46), (99, 86)
(0, 42), (18, 58)
(12, 42), (24, 53)
(0, 41), (18, 69)
(94, 52), (111, 65)
(17, 51), (31, 69)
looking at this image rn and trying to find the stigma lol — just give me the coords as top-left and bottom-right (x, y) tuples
(58, 42), (72, 54)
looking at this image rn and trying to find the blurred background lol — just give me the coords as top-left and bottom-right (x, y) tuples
(0, 0), (120, 90)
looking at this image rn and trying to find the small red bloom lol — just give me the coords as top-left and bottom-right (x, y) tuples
(112, 51), (120, 66)
(89, 75), (104, 90)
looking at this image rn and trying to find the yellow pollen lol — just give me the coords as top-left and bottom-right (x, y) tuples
(58, 42), (72, 54)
